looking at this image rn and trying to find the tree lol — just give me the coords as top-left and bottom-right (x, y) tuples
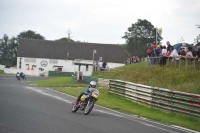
(55, 37), (75, 42)
(56, 29), (75, 42)
(122, 19), (163, 57)
(0, 34), (17, 66)
(17, 30), (45, 40)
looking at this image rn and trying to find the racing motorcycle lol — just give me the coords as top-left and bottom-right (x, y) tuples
(72, 88), (99, 115)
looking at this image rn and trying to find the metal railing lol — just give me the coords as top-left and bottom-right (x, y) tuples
(109, 79), (200, 119)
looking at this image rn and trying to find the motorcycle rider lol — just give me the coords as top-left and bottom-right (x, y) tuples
(75, 81), (97, 104)
(16, 72), (20, 80)
(20, 72), (26, 80)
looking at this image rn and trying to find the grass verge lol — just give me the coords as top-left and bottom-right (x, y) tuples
(93, 62), (200, 94)
(27, 77), (88, 87)
(54, 87), (200, 131)
(0, 70), (4, 74)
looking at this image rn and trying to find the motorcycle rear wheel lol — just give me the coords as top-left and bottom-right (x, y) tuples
(84, 99), (94, 115)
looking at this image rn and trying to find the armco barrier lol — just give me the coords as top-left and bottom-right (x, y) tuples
(109, 79), (200, 119)
(152, 87), (200, 118)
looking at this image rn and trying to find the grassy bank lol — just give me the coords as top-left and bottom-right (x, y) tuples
(0, 70), (4, 74)
(55, 87), (200, 131)
(27, 77), (87, 87)
(93, 62), (200, 94)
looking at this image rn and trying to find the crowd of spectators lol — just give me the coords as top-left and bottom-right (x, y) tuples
(147, 41), (200, 65)
(126, 56), (140, 64)
(93, 60), (107, 71)
(125, 41), (200, 66)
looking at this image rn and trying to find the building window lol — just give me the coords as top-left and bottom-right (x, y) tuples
(50, 59), (58, 64)
(24, 58), (36, 63)
(57, 68), (62, 72)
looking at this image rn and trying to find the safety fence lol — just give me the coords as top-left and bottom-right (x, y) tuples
(109, 79), (200, 119)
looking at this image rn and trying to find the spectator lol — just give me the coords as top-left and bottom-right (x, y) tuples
(159, 45), (167, 65)
(170, 46), (178, 56)
(136, 56), (140, 62)
(150, 44), (157, 57)
(102, 61), (107, 69)
(95, 61), (99, 71)
(132, 56), (137, 63)
(166, 41), (172, 56)
(99, 61), (103, 68)
(169, 46), (179, 61)
(126, 58), (131, 64)
(178, 47), (186, 56)
(161, 45), (167, 56)
(185, 47), (193, 58)
(155, 45), (161, 57)
(196, 46), (200, 61)
(147, 47), (151, 57)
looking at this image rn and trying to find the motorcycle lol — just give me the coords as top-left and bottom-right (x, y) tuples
(72, 88), (99, 115)
(20, 74), (26, 80)
(16, 76), (20, 81)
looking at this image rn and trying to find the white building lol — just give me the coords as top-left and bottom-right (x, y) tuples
(16, 39), (131, 76)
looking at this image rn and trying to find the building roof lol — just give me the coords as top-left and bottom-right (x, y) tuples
(18, 39), (131, 63)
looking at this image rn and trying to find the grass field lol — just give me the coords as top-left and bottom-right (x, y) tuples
(0, 70), (4, 74)
(93, 62), (200, 94)
(28, 77), (200, 131)
(27, 77), (88, 87)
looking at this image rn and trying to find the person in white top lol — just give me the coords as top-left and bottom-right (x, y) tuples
(170, 47), (178, 57)
(159, 45), (167, 65)
(98, 61), (103, 68)
(169, 46), (179, 60)
(161, 46), (167, 55)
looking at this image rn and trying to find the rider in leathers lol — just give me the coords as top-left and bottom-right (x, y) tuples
(76, 81), (97, 104)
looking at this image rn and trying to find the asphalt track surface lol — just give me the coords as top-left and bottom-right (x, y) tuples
(0, 75), (199, 133)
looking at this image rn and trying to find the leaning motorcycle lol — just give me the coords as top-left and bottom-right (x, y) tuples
(16, 76), (20, 81)
(72, 88), (99, 115)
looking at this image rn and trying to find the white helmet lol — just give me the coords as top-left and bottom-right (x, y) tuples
(90, 81), (97, 88)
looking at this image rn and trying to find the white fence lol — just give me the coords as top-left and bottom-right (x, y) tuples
(109, 79), (200, 119)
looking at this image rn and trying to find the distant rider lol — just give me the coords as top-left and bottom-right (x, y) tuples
(16, 72), (20, 80)
(76, 81), (97, 104)
(20, 72), (26, 80)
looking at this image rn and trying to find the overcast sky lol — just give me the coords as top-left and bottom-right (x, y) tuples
(0, 0), (200, 46)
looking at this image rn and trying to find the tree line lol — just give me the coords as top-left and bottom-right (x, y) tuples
(1, 19), (162, 67)
(0, 19), (164, 67)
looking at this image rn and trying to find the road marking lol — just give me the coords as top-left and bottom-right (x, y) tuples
(95, 109), (124, 117)
(3, 78), (16, 79)
(25, 86), (71, 104)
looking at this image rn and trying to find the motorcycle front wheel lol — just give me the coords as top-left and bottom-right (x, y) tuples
(84, 99), (95, 115)
(72, 103), (79, 113)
